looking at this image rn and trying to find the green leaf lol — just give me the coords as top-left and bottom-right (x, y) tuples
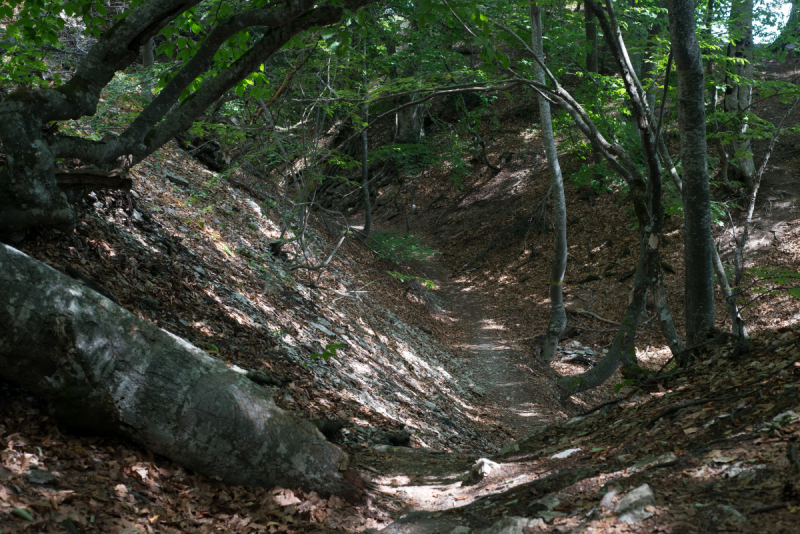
(12, 509), (33, 521)
(308, 342), (346, 363)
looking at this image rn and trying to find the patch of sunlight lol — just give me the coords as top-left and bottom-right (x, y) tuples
(374, 475), (411, 486)
(397, 344), (436, 375)
(514, 402), (543, 418)
(349, 360), (373, 376)
(636, 345), (671, 364)
(356, 317), (376, 336)
(480, 319), (506, 331)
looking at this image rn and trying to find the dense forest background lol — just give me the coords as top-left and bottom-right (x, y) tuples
(1, 0), (800, 532)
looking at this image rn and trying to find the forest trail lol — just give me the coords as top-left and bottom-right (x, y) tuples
(416, 256), (565, 440)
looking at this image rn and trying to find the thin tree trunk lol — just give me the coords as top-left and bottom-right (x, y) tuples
(732, 98), (799, 344)
(531, 3), (567, 363)
(0, 244), (362, 498)
(712, 241), (747, 339)
(667, 0), (716, 347)
(585, 6), (598, 73)
(640, 4), (667, 112)
(724, 0), (756, 190)
(558, 235), (652, 398)
(361, 38), (372, 236)
(141, 37), (155, 100)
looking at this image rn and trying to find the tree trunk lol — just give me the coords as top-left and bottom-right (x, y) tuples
(141, 37), (155, 100)
(585, 6), (598, 73)
(0, 244), (362, 499)
(711, 241), (747, 339)
(557, 235), (653, 398)
(531, 3), (567, 363)
(0, 98), (78, 242)
(395, 94), (425, 144)
(667, 0), (716, 347)
(724, 0), (756, 190)
(361, 38), (372, 236)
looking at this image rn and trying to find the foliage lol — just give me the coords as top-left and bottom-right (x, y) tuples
(387, 270), (437, 289)
(372, 232), (440, 263)
(308, 342), (345, 363)
(748, 266), (800, 299)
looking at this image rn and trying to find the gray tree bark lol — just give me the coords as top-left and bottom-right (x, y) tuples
(361, 38), (372, 236)
(585, 6), (598, 73)
(0, 243), (362, 499)
(141, 37), (155, 99)
(667, 0), (716, 346)
(531, 3), (567, 363)
(395, 95), (425, 144)
(723, 0), (756, 190)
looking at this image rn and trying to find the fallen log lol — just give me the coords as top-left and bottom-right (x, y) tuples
(0, 243), (361, 498)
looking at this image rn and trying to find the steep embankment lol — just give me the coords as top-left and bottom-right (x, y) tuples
(1, 136), (576, 532)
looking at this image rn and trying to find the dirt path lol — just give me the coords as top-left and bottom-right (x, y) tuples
(418, 257), (568, 441)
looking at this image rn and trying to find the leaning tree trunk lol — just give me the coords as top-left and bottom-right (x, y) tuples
(724, 0), (756, 190)
(557, 234), (654, 397)
(531, 3), (567, 363)
(0, 244), (362, 499)
(668, 0), (716, 347)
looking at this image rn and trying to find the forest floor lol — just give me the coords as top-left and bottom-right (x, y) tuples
(2, 51), (800, 534)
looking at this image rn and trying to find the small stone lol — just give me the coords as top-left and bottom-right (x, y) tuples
(450, 527), (471, 534)
(470, 458), (500, 480)
(550, 447), (581, 459)
(27, 469), (57, 485)
(471, 386), (487, 396)
(164, 171), (189, 187)
(616, 484), (655, 524)
(423, 401), (436, 410)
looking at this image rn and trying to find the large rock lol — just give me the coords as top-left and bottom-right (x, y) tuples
(0, 244), (361, 498)
(470, 458), (500, 481)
